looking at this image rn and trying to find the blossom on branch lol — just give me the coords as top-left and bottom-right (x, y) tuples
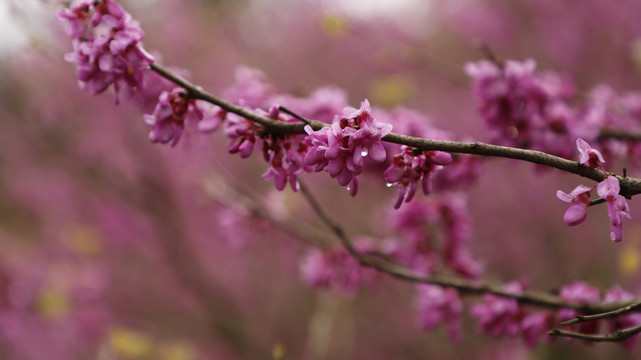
(597, 176), (632, 242)
(304, 99), (392, 196)
(558, 281), (601, 335)
(58, 0), (154, 103)
(556, 184), (592, 226)
(466, 59), (579, 158)
(384, 146), (452, 209)
(299, 238), (379, 295)
(470, 281), (525, 337)
(576, 138), (605, 169)
(258, 106), (310, 191)
(144, 88), (220, 146)
(415, 285), (463, 341)
(604, 285), (641, 349)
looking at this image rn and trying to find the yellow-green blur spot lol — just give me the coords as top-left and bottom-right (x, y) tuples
(619, 243), (641, 276)
(36, 287), (70, 319)
(109, 327), (154, 359)
(272, 342), (285, 360)
(158, 341), (196, 360)
(321, 15), (347, 37)
(619, 226), (641, 276)
(70, 225), (102, 255)
(369, 76), (415, 108)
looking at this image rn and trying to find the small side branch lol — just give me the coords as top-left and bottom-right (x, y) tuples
(296, 180), (639, 313)
(549, 324), (641, 342)
(561, 301), (641, 326)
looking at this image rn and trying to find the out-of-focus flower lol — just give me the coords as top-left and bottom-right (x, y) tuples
(299, 238), (378, 294)
(558, 281), (601, 335)
(470, 281), (525, 337)
(144, 88), (219, 146)
(520, 312), (553, 348)
(604, 285), (641, 349)
(415, 285), (463, 341)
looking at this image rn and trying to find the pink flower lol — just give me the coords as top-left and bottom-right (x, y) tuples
(58, 0), (154, 103)
(56, 0), (93, 38)
(556, 184), (592, 226)
(559, 281), (601, 335)
(415, 285), (463, 341)
(384, 146), (452, 209)
(576, 138), (605, 168)
(470, 281), (525, 337)
(299, 238), (378, 294)
(304, 99), (392, 196)
(604, 285), (641, 349)
(520, 312), (553, 348)
(259, 106), (310, 191)
(597, 176), (631, 242)
(144, 88), (218, 146)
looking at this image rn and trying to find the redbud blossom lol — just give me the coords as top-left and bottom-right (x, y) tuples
(558, 282), (601, 335)
(58, 0), (154, 103)
(384, 146), (452, 209)
(470, 281), (525, 337)
(520, 312), (553, 348)
(597, 176), (631, 242)
(604, 285), (641, 349)
(299, 239), (379, 294)
(304, 99), (392, 196)
(466, 59), (579, 158)
(415, 285), (463, 341)
(556, 184), (592, 226)
(576, 138), (605, 168)
(258, 106), (310, 191)
(144, 88), (219, 146)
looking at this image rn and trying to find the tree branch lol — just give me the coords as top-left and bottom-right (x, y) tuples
(148, 62), (641, 197)
(296, 180), (639, 314)
(560, 301), (641, 326)
(548, 324), (641, 342)
(598, 129), (641, 142)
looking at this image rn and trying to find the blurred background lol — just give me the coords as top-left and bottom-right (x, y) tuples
(2, 0), (641, 359)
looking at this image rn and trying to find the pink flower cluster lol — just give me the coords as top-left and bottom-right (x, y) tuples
(57, 0), (154, 103)
(585, 86), (641, 162)
(220, 106), (310, 191)
(304, 99), (392, 196)
(415, 285), (463, 341)
(299, 238), (379, 294)
(257, 107), (310, 191)
(387, 195), (483, 279)
(384, 146), (452, 209)
(558, 281), (601, 335)
(144, 87), (223, 146)
(557, 139), (631, 241)
(470, 281), (553, 348)
(411, 279), (639, 348)
(465, 59), (577, 157)
(556, 281), (641, 347)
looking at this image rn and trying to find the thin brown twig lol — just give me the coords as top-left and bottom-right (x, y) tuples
(278, 105), (312, 126)
(296, 180), (639, 314)
(561, 302), (641, 326)
(548, 324), (641, 342)
(598, 130), (641, 142)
